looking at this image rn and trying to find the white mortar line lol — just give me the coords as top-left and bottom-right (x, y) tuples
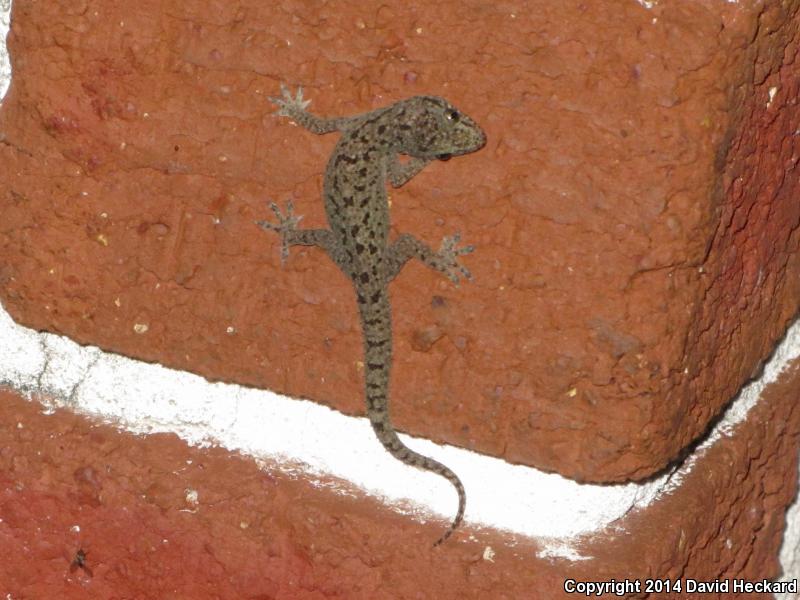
(0, 2), (798, 569)
(1, 301), (798, 560)
(0, 303), (653, 550)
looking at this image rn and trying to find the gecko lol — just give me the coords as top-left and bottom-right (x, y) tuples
(257, 85), (486, 545)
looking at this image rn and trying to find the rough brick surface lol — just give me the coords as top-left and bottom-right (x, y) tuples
(0, 354), (798, 598)
(1, 0), (799, 482)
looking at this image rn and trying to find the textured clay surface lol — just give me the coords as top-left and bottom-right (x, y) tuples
(1, 0), (800, 482)
(1, 356), (799, 598)
(574, 360), (800, 598)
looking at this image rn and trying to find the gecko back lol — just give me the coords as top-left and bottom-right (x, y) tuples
(258, 86), (486, 545)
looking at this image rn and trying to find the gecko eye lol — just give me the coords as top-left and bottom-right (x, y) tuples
(445, 110), (460, 122)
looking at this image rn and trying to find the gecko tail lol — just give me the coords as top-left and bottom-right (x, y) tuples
(371, 422), (466, 546)
(360, 294), (464, 544)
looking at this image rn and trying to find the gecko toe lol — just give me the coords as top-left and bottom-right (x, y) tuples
(255, 220), (277, 232)
(257, 200), (304, 262)
(270, 84), (312, 116)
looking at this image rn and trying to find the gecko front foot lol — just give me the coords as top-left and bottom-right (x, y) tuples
(437, 233), (474, 284)
(255, 200), (303, 264)
(269, 84), (312, 119)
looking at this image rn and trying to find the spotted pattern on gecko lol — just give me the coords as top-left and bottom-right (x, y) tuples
(257, 85), (486, 545)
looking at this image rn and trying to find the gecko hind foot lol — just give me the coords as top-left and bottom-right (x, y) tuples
(437, 232), (474, 285)
(255, 200), (303, 264)
(269, 84), (311, 118)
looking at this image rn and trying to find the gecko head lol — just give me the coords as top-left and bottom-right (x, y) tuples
(397, 96), (486, 161)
